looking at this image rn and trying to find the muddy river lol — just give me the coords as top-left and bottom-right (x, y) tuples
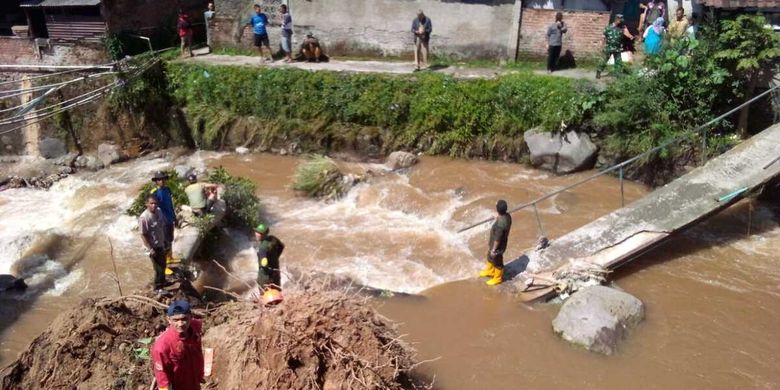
(0, 152), (778, 389)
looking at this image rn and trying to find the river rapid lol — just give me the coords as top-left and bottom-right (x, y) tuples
(0, 151), (778, 389)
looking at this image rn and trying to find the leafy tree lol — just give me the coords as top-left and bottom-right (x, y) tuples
(713, 14), (780, 137)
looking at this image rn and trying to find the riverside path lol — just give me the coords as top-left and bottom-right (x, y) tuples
(504, 123), (780, 301)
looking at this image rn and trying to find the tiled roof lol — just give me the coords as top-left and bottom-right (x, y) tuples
(20, 0), (101, 7)
(699, 0), (780, 8)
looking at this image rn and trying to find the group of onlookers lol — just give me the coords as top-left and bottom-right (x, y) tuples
(546, 3), (699, 78)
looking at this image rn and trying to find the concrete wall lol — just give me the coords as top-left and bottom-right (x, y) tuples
(213, 0), (521, 59)
(517, 8), (609, 59)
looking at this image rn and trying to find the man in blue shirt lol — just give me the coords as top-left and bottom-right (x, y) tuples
(150, 171), (176, 262)
(245, 4), (272, 62)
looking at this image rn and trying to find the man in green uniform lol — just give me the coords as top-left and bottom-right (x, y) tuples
(254, 223), (285, 291)
(478, 199), (512, 286)
(596, 14), (625, 79)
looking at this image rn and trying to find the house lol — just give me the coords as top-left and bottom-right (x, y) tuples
(0, 0), (207, 66)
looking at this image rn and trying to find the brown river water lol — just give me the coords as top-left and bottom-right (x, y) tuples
(0, 152), (778, 389)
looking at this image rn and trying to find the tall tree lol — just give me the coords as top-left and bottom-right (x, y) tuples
(714, 14), (780, 138)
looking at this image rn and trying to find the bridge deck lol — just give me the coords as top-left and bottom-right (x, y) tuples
(506, 123), (780, 299)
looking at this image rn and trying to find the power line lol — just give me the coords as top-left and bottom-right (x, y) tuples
(0, 58), (160, 136)
(0, 72), (116, 100)
(0, 65), (115, 87)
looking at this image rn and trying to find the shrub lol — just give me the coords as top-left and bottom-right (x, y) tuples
(207, 167), (262, 229)
(291, 155), (346, 199)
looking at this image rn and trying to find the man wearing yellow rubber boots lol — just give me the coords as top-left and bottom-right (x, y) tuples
(478, 199), (512, 286)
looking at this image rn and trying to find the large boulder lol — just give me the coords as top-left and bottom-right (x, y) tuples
(97, 143), (126, 166)
(0, 275), (27, 292)
(385, 151), (418, 170)
(524, 129), (597, 174)
(38, 138), (66, 159)
(74, 155), (104, 171)
(552, 285), (644, 355)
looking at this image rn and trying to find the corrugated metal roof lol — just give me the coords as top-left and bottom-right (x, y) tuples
(699, 0), (780, 7)
(21, 0), (101, 7)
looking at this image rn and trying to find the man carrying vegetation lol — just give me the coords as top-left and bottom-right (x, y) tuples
(478, 200), (512, 286)
(139, 195), (167, 293)
(254, 223), (285, 291)
(152, 300), (204, 390)
(185, 173), (219, 217)
(246, 4), (273, 62)
(596, 14), (625, 79)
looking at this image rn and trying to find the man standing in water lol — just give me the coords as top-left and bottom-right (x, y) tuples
(151, 171), (176, 264)
(152, 300), (204, 390)
(139, 195), (167, 292)
(478, 199), (512, 286)
(254, 223), (285, 291)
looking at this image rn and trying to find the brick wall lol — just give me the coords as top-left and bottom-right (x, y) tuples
(517, 8), (610, 60)
(0, 37), (107, 65)
(0, 37), (37, 64)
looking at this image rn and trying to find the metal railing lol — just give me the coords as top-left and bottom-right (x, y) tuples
(457, 82), (780, 234)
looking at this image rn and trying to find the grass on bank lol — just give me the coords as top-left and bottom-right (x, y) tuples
(291, 155), (348, 200)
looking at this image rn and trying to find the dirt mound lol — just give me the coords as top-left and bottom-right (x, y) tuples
(1, 296), (165, 390)
(2, 292), (424, 390)
(204, 291), (421, 389)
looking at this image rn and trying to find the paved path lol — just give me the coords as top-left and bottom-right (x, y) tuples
(178, 49), (605, 83)
(505, 123), (780, 300)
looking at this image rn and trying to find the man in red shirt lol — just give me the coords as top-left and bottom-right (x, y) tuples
(177, 10), (193, 57)
(152, 300), (204, 390)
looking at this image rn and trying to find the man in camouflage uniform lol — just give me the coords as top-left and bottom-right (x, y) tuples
(596, 14), (625, 79)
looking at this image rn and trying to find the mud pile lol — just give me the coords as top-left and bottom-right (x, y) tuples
(1, 292), (423, 389)
(204, 291), (420, 389)
(1, 296), (165, 389)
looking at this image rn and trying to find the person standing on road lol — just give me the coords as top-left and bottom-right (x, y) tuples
(478, 200), (512, 286)
(411, 10), (432, 71)
(596, 14), (625, 79)
(280, 4), (294, 63)
(254, 223), (285, 291)
(546, 12), (567, 73)
(204, 2), (216, 53)
(245, 4), (273, 62)
(139, 195), (167, 292)
(152, 300), (204, 390)
(150, 171), (176, 264)
(177, 10), (194, 57)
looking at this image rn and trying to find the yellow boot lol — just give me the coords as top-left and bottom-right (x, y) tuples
(478, 262), (495, 278)
(486, 267), (503, 286)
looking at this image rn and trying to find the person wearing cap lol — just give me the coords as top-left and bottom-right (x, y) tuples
(411, 10), (432, 71)
(184, 173), (219, 217)
(150, 171), (176, 261)
(478, 199), (512, 286)
(596, 15), (625, 79)
(254, 223), (285, 291)
(152, 300), (204, 390)
(139, 195), (167, 292)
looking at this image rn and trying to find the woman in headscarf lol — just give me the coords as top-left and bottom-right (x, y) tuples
(643, 17), (665, 55)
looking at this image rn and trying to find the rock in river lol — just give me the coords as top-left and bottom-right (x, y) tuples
(552, 285), (644, 355)
(385, 151), (418, 170)
(524, 128), (597, 174)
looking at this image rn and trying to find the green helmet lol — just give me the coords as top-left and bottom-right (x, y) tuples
(254, 223), (269, 234)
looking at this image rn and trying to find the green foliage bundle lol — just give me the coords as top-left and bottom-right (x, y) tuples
(291, 155), (346, 199)
(166, 64), (592, 156)
(206, 167), (262, 229)
(127, 170), (189, 217)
